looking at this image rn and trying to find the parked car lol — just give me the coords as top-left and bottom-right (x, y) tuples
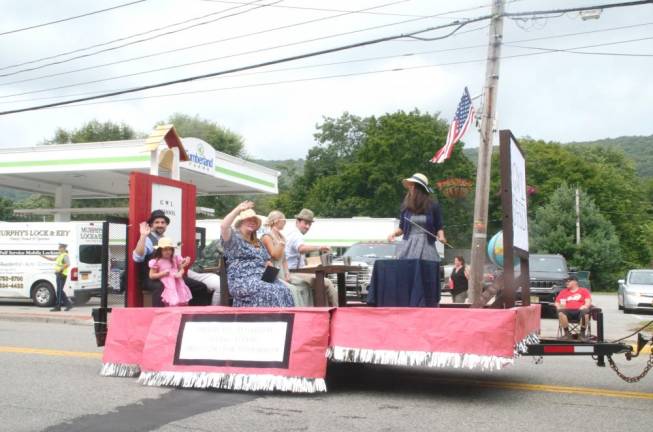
(329, 241), (397, 300)
(618, 269), (653, 313)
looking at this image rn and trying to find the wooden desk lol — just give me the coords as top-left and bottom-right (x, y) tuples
(290, 265), (363, 307)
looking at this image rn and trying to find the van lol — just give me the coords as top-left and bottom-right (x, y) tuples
(0, 222), (103, 306)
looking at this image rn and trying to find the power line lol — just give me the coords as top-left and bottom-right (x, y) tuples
(503, 0), (653, 18)
(200, 0), (471, 19)
(0, 0), (268, 72)
(2, 0), (651, 115)
(5, 34), (651, 112)
(0, 0), (284, 78)
(5, 18), (650, 97)
(0, 0), (149, 37)
(0, 4), (489, 97)
(0, 1), (490, 80)
(0, 17), (490, 116)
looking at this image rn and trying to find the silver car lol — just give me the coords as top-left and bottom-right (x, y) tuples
(618, 269), (653, 313)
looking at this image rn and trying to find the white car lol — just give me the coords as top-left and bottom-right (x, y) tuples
(618, 269), (653, 313)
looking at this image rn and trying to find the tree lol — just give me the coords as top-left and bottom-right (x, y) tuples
(272, 109), (476, 247)
(531, 183), (622, 290)
(45, 120), (137, 144)
(488, 139), (652, 269)
(0, 197), (15, 221)
(158, 113), (245, 157)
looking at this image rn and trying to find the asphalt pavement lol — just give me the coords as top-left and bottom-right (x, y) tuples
(0, 293), (652, 431)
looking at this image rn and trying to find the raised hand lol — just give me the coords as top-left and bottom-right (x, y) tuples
(238, 200), (255, 212)
(139, 222), (151, 237)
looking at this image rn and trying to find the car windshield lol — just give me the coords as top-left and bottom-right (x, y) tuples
(344, 243), (396, 259)
(529, 256), (567, 272)
(629, 271), (653, 285)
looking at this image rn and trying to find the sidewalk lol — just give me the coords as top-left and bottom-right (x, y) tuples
(0, 301), (101, 326)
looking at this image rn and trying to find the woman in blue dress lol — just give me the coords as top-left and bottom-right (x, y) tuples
(220, 201), (294, 307)
(387, 173), (446, 261)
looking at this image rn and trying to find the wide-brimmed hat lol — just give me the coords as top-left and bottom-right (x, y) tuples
(294, 208), (315, 222)
(58, 243), (67, 249)
(402, 173), (433, 193)
(147, 209), (170, 225)
(233, 209), (263, 230)
(154, 237), (176, 249)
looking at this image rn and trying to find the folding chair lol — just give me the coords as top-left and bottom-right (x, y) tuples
(557, 307), (594, 340)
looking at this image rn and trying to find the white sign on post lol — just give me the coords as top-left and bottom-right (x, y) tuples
(510, 141), (529, 251)
(151, 183), (182, 245)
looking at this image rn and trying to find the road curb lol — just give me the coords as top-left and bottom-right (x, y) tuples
(0, 312), (92, 326)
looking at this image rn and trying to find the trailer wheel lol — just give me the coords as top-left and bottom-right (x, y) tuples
(31, 281), (55, 307)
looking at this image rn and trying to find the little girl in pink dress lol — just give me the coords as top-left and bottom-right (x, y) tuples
(148, 237), (192, 306)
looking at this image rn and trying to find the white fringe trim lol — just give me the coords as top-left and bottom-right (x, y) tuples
(100, 363), (141, 377)
(327, 332), (541, 372)
(138, 371), (327, 393)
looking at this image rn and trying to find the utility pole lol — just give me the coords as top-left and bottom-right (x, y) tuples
(575, 187), (581, 245)
(469, 0), (504, 307)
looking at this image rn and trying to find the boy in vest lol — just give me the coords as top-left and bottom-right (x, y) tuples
(51, 243), (73, 311)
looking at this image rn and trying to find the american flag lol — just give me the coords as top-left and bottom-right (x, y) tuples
(430, 87), (476, 164)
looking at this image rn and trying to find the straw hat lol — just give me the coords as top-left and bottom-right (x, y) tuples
(402, 173), (433, 193)
(233, 209), (263, 229)
(154, 237), (176, 249)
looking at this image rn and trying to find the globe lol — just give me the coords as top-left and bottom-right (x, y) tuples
(487, 231), (520, 269)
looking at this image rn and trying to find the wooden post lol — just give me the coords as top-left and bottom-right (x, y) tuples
(469, 0), (505, 307)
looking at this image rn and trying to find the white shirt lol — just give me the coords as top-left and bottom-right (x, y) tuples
(285, 227), (305, 269)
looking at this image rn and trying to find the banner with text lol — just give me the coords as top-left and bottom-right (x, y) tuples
(138, 307), (331, 393)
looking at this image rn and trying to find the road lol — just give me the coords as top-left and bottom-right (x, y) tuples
(0, 294), (651, 432)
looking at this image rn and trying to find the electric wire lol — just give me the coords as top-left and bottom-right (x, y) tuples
(0, 0), (285, 78)
(0, 0), (268, 72)
(8, 35), (652, 112)
(2, 0), (651, 115)
(0, 0), (148, 37)
(4, 19), (651, 103)
(0, 0), (487, 81)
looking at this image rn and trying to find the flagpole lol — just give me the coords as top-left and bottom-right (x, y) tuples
(469, 0), (504, 307)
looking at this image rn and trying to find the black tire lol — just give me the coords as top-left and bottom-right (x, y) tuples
(31, 281), (56, 307)
(74, 292), (91, 305)
(618, 304), (624, 311)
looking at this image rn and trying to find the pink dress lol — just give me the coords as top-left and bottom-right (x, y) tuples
(149, 256), (192, 306)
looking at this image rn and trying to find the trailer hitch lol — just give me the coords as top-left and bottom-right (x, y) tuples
(609, 333), (653, 383)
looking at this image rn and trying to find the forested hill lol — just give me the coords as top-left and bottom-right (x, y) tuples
(462, 134), (653, 178)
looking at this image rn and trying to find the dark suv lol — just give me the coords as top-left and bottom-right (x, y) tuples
(528, 254), (570, 303)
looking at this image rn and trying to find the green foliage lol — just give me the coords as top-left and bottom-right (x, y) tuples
(569, 135), (653, 178)
(271, 109), (476, 247)
(532, 184), (622, 290)
(488, 139), (652, 269)
(45, 120), (137, 144)
(159, 113), (245, 157)
(0, 197), (15, 221)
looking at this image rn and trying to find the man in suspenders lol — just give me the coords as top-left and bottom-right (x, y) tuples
(132, 210), (212, 306)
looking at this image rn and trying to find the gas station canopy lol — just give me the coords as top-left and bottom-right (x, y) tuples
(0, 125), (279, 220)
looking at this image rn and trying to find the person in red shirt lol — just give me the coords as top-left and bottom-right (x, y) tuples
(555, 275), (592, 339)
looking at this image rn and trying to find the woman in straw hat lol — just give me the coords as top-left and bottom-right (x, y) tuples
(220, 201), (294, 307)
(387, 173), (446, 262)
(261, 210), (314, 307)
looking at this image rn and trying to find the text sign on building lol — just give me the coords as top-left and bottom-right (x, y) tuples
(510, 140), (529, 252)
(151, 183), (182, 244)
(174, 314), (294, 368)
(182, 138), (216, 175)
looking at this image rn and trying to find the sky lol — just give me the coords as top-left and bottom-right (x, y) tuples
(0, 0), (652, 160)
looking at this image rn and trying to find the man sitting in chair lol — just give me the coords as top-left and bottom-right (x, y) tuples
(555, 275), (592, 339)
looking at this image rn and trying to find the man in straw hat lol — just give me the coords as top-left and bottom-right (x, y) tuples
(132, 209), (212, 306)
(42, 243), (73, 311)
(285, 208), (338, 306)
